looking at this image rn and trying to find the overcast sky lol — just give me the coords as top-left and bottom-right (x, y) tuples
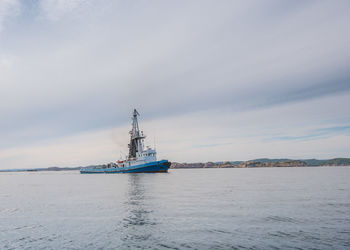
(0, 0), (349, 169)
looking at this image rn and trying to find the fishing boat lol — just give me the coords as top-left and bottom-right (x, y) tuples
(80, 109), (171, 174)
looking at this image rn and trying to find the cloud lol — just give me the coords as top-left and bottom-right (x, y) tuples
(0, 0), (20, 32)
(0, 1), (350, 168)
(192, 143), (234, 149)
(39, 0), (91, 21)
(269, 126), (350, 142)
(0, 126), (126, 168)
(1, 91), (350, 169)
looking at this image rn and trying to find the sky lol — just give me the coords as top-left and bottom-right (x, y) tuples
(0, 0), (350, 169)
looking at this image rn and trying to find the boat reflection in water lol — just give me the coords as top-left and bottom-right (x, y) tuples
(120, 174), (158, 248)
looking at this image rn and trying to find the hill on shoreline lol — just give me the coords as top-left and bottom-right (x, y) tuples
(0, 158), (349, 172)
(171, 158), (350, 169)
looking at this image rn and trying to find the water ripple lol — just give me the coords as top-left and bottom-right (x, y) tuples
(0, 169), (349, 249)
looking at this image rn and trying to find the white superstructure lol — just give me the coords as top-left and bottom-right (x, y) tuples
(116, 109), (157, 168)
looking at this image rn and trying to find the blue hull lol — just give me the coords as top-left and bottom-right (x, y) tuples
(80, 160), (171, 174)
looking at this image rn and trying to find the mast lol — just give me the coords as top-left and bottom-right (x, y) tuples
(128, 109), (145, 159)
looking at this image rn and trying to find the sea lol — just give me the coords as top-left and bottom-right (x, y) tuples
(0, 167), (349, 249)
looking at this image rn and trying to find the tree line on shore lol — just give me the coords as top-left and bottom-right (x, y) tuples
(1, 158), (349, 172)
(170, 158), (350, 169)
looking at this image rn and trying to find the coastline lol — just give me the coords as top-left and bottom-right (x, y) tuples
(1, 158), (349, 172)
(170, 158), (350, 169)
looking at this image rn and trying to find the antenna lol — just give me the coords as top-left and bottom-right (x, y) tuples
(154, 133), (156, 150)
(120, 149), (127, 160)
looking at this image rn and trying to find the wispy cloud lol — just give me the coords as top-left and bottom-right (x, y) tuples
(268, 125), (350, 142)
(192, 142), (233, 149)
(0, 0), (20, 32)
(39, 0), (91, 21)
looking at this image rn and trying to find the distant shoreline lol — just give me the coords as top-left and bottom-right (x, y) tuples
(1, 158), (349, 173)
(170, 158), (350, 169)
(170, 163), (350, 169)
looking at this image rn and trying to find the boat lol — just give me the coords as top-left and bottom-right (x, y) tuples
(80, 109), (171, 174)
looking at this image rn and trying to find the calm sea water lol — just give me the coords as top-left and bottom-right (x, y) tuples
(0, 167), (349, 249)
